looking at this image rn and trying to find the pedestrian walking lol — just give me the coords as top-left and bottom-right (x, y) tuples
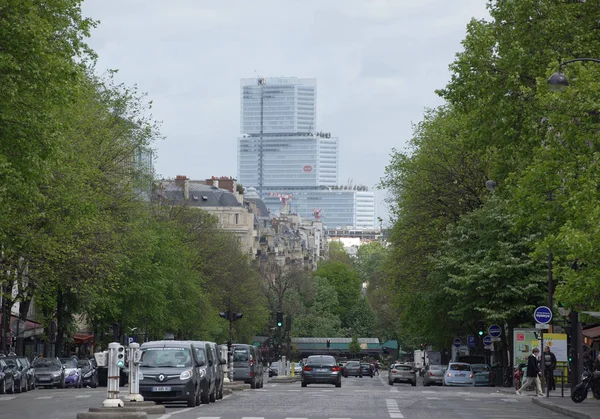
(516, 347), (544, 397)
(543, 346), (557, 391)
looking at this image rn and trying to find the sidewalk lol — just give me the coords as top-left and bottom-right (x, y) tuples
(498, 386), (600, 419)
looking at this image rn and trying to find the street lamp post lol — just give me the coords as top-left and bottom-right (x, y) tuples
(547, 58), (600, 92)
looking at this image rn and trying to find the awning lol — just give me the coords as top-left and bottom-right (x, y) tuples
(73, 333), (94, 344)
(582, 326), (600, 340)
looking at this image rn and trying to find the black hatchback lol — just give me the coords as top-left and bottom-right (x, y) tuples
(301, 355), (341, 387)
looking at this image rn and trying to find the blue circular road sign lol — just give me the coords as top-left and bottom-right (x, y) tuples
(453, 338), (462, 348)
(534, 306), (553, 324)
(488, 324), (502, 338)
(483, 335), (493, 346)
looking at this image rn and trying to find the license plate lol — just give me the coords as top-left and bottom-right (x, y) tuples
(457, 374), (465, 377)
(152, 386), (171, 392)
(38, 377), (50, 381)
(316, 368), (328, 372)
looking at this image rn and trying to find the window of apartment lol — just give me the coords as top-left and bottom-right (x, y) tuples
(234, 213), (239, 224)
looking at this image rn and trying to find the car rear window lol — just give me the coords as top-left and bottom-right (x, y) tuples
(394, 365), (412, 371)
(307, 356), (335, 366)
(450, 363), (471, 371)
(346, 361), (360, 367)
(233, 347), (249, 362)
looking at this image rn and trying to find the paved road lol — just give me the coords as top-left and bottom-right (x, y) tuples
(0, 374), (569, 419)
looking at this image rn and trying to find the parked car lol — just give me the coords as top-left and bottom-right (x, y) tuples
(3, 358), (27, 393)
(59, 358), (82, 388)
(423, 364), (445, 386)
(77, 359), (98, 388)
(231, 343), (264, 389)
(388, 363), (417, 386)
(17, 357), (35, 391)
(268, 361), (280, 377)
(343, 360), (362, 377)
(293, 361), (303, 375)
(0, 359), (15, 394)
(301, 355), (341, 387)
(443, 362), (475, 387)
(207, 342), (227, 400)
(472, 363), (495, 387)
(360, 363), (374, 378)
(139, 340), (203, 407)
(190, 341), (219, 403)
(33, 357), (65, 388)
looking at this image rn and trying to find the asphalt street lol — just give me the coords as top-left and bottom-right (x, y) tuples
(0, 374), (569, 419)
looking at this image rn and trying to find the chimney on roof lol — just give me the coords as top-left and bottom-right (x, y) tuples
(175, 175), (189, 200)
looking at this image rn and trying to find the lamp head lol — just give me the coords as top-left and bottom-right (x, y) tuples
(548, 71), (569, 92)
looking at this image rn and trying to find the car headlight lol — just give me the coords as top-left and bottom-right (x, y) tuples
(180, 369), (193, 380)
(52, 372), (62, 377)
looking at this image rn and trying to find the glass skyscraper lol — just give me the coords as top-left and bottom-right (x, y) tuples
(237, 77), (375, 229)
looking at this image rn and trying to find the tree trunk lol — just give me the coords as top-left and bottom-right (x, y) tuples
(54, 289), (64, 357)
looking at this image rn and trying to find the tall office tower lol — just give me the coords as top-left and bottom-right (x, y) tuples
(237, 77), (375, 229)
(240, 77), (316, 134)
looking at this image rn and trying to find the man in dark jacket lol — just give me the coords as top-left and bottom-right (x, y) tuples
(543, 346), (557, 391)
(516, 347), (544, 396)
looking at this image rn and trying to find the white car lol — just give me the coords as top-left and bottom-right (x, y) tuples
(443, 362), (475, 387)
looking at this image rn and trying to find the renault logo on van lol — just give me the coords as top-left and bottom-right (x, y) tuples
(158, 374), (165, 382)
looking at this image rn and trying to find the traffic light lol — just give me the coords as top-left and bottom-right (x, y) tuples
(477, 320), (486, 336)
(115, 344), (125, 368)
(326, 339), (331, 348)
(276, 312), (283, 327)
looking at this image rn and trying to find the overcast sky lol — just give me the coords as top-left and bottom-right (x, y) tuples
(81, 0), (490, 221)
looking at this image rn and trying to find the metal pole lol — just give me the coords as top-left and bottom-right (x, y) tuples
(102, 342), (124, 407)
(125, 342), (143, 402)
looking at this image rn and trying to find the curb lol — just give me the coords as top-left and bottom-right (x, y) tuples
(89, 405), (165, 414)
(532, 397), (592, 419)
(77, 412), (147, 419)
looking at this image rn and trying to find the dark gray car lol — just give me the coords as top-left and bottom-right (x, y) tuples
(190, 341), (220, 403)
(139, 341), (203, 407)
(32, 357), (65, 388)
(231, 343), (263, 388)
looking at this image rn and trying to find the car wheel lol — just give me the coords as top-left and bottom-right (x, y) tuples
(209, 385), (216, 402)
(423, 380), (429, 387)
(250, 376), (257, 389)
(388, 380), (393, 386)
(301, 380), (307, 387)
(15, 379), (21, 394)
(0, 379), (5, 395)
(335, 378), (341, 388)
(195, 386), (201, 406)
(200, 384), (210, 404)
(8, 380), (14, 394)
(22, 380), (28, 393)
(412, 381), (416, 387)
(91, 375), (98, 388)
(186, 389), (196, 407)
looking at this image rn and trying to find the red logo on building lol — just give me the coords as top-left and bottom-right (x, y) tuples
(303, 165), (313, 172)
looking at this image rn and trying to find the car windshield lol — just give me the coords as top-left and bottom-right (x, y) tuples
(394, 365), (412, 371)
(4, 359), (18, 368)
(77, 360), (91, 370)
(33, 358), (61, 369)
(59, 358), (77, 368)
(17, 358), (28, 367)
(346, 361), (360, 367)
(271, 362), (279, 368)
(450, 363), (471, 371)
(140, 348), (192, 368)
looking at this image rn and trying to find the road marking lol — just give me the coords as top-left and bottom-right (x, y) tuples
(36, 396), (53, 399)
(422, 390), (437, 393)
(0, 397), (16, 401)
(196, 417), (221, 419)
(386, 399), (404, 418)
(500, 398), (518, 402)
(389, 387), (398, 392)
(75, 395), (91, 398)
(156, 407), (194, 419)
(241, 417), (264, 419)
(426, 397), (441, 400)
(287, 389), (302, 392)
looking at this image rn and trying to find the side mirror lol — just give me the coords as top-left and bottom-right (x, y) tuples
(197, 360), (205, 367)
(220, 359), (227, 365)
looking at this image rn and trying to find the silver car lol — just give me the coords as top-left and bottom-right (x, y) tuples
(388, 363), (416, 386)
(423, 364), (445, 386)
(443, 362), (475, 386)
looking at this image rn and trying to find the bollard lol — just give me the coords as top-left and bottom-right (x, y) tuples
(102, 342), (124, 408)
(291, 362), (295, 378)
(125, 342), (144, 402)
(281, 356), (286, 376)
